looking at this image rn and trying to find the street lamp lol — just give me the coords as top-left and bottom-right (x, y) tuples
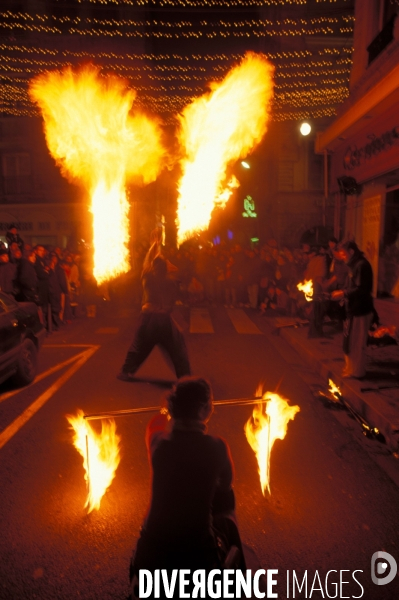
(300, 122), (311, 136)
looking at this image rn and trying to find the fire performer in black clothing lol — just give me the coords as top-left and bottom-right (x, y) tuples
(117, 230), (191, 381)
(129, 377), (245, 597)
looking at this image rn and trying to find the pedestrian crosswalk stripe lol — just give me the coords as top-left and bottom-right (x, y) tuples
(226, 308), (263, 334)
(189, 308), (215, 333)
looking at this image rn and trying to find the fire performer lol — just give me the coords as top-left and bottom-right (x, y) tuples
(129, 377), (245, 595)
(331, 241), (374, 379)
(117, 230), (190, 381)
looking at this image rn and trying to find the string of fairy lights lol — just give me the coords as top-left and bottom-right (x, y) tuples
(0, 1), (354, 123)
(0, 11), (354, 38)
(21, 0), (353, 6)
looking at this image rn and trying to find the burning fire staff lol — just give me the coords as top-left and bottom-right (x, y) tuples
(117, 231), (191, 381)
(129, 377), (245, 597)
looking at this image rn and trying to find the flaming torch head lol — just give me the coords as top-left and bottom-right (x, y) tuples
(328, 379), (342, 401)
(67, 410), (121, 513)
(245, 386), (300, 495)
(297, 279), (314, 301)
(29, 65), (165, 284)
(176, 52), (274, 245)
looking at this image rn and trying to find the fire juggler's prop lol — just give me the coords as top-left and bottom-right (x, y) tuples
(29, 65), (165, 284)
(245, 386), (300, 495)
(318, 379), (384, 441)
(297, 280), (313, 302)
(68, 388), (299, 511)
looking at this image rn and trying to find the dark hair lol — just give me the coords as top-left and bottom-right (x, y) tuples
(167, 376), (212, 420)
(328, 236), (338, 244)
(342, 240), (359, 253)
(152, 255), (167, 277)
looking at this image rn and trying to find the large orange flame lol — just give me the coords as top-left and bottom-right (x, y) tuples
(175, 52), (274, 245)
(67, 410), (121, 512)
(297, 279), (313, 301)
(29, 65), (165, 284)
(245, 387), (300, 495)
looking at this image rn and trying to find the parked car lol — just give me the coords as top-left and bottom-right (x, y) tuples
(0, 291), (46, 387)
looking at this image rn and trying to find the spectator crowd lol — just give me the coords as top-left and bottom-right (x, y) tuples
(0, 224), (85, 332)
(159, 237), (350, 324)
(2, 222), (398, 334)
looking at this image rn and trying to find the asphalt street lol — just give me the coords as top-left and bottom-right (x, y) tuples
(0, 301), (398, 600)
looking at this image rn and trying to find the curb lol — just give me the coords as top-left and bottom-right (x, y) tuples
(278, 327), (399, 453)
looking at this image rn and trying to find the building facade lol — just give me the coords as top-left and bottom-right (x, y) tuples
(316, 0), (399, 314)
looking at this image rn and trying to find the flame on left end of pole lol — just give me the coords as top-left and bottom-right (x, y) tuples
(67, 410), (121, 512)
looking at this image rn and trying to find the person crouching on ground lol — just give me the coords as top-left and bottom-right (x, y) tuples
(129, 377), (245, 597)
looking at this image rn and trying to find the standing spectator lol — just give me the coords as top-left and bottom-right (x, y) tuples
(6, 224), (24, 255)
(331, 241), (374, 379)
(17, 250), (39, 304)
(326, 236), (338, 273)
(34, 245), (50, 329)
(259, 250), (276, 309)
(64, 254), (79, 319)
(8, 242), (22, 265)
(0, 249), (17, 296)
(246, 249), (262, 309)
(304, 247), (327, 338)
(48, 254), (64, 330)
(230, 245), (246, 306)
(324, 245), (349, 328)
(215, 252), (227, 305)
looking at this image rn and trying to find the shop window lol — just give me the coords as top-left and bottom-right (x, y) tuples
(308, 154), (323, 191)
(278, 161), (294, 191)
(367, 2), (397, 65)
(2, 153), (31, 195)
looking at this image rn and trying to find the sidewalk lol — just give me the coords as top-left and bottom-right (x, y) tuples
(271, 316), (399, 452)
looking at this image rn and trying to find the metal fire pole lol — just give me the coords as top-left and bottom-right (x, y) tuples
(83, 396), (265, 421)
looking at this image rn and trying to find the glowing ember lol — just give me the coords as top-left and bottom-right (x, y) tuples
(245, 388), (300, 495)
(67, 410), (121, 512)
(175, 52), (274, 245)
(297, 279), (314, 301)
(29, 65), (165, 284)
(328, 379), (341, 401)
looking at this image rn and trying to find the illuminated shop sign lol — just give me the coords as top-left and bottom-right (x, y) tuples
(343, 126), (399, 170)
(242, 195), (257, 218)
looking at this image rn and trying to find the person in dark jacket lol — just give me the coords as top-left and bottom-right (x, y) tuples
(17, 250), (39, 304)
(118, 231), (191, 381)
(6, 224), (24, 255)
(0, 249), (17, 296)
(331, 241), (374, 379)
(34, 245), (50, 329)
(129, 377), (245, 596)
(48, 254), (68, 329)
